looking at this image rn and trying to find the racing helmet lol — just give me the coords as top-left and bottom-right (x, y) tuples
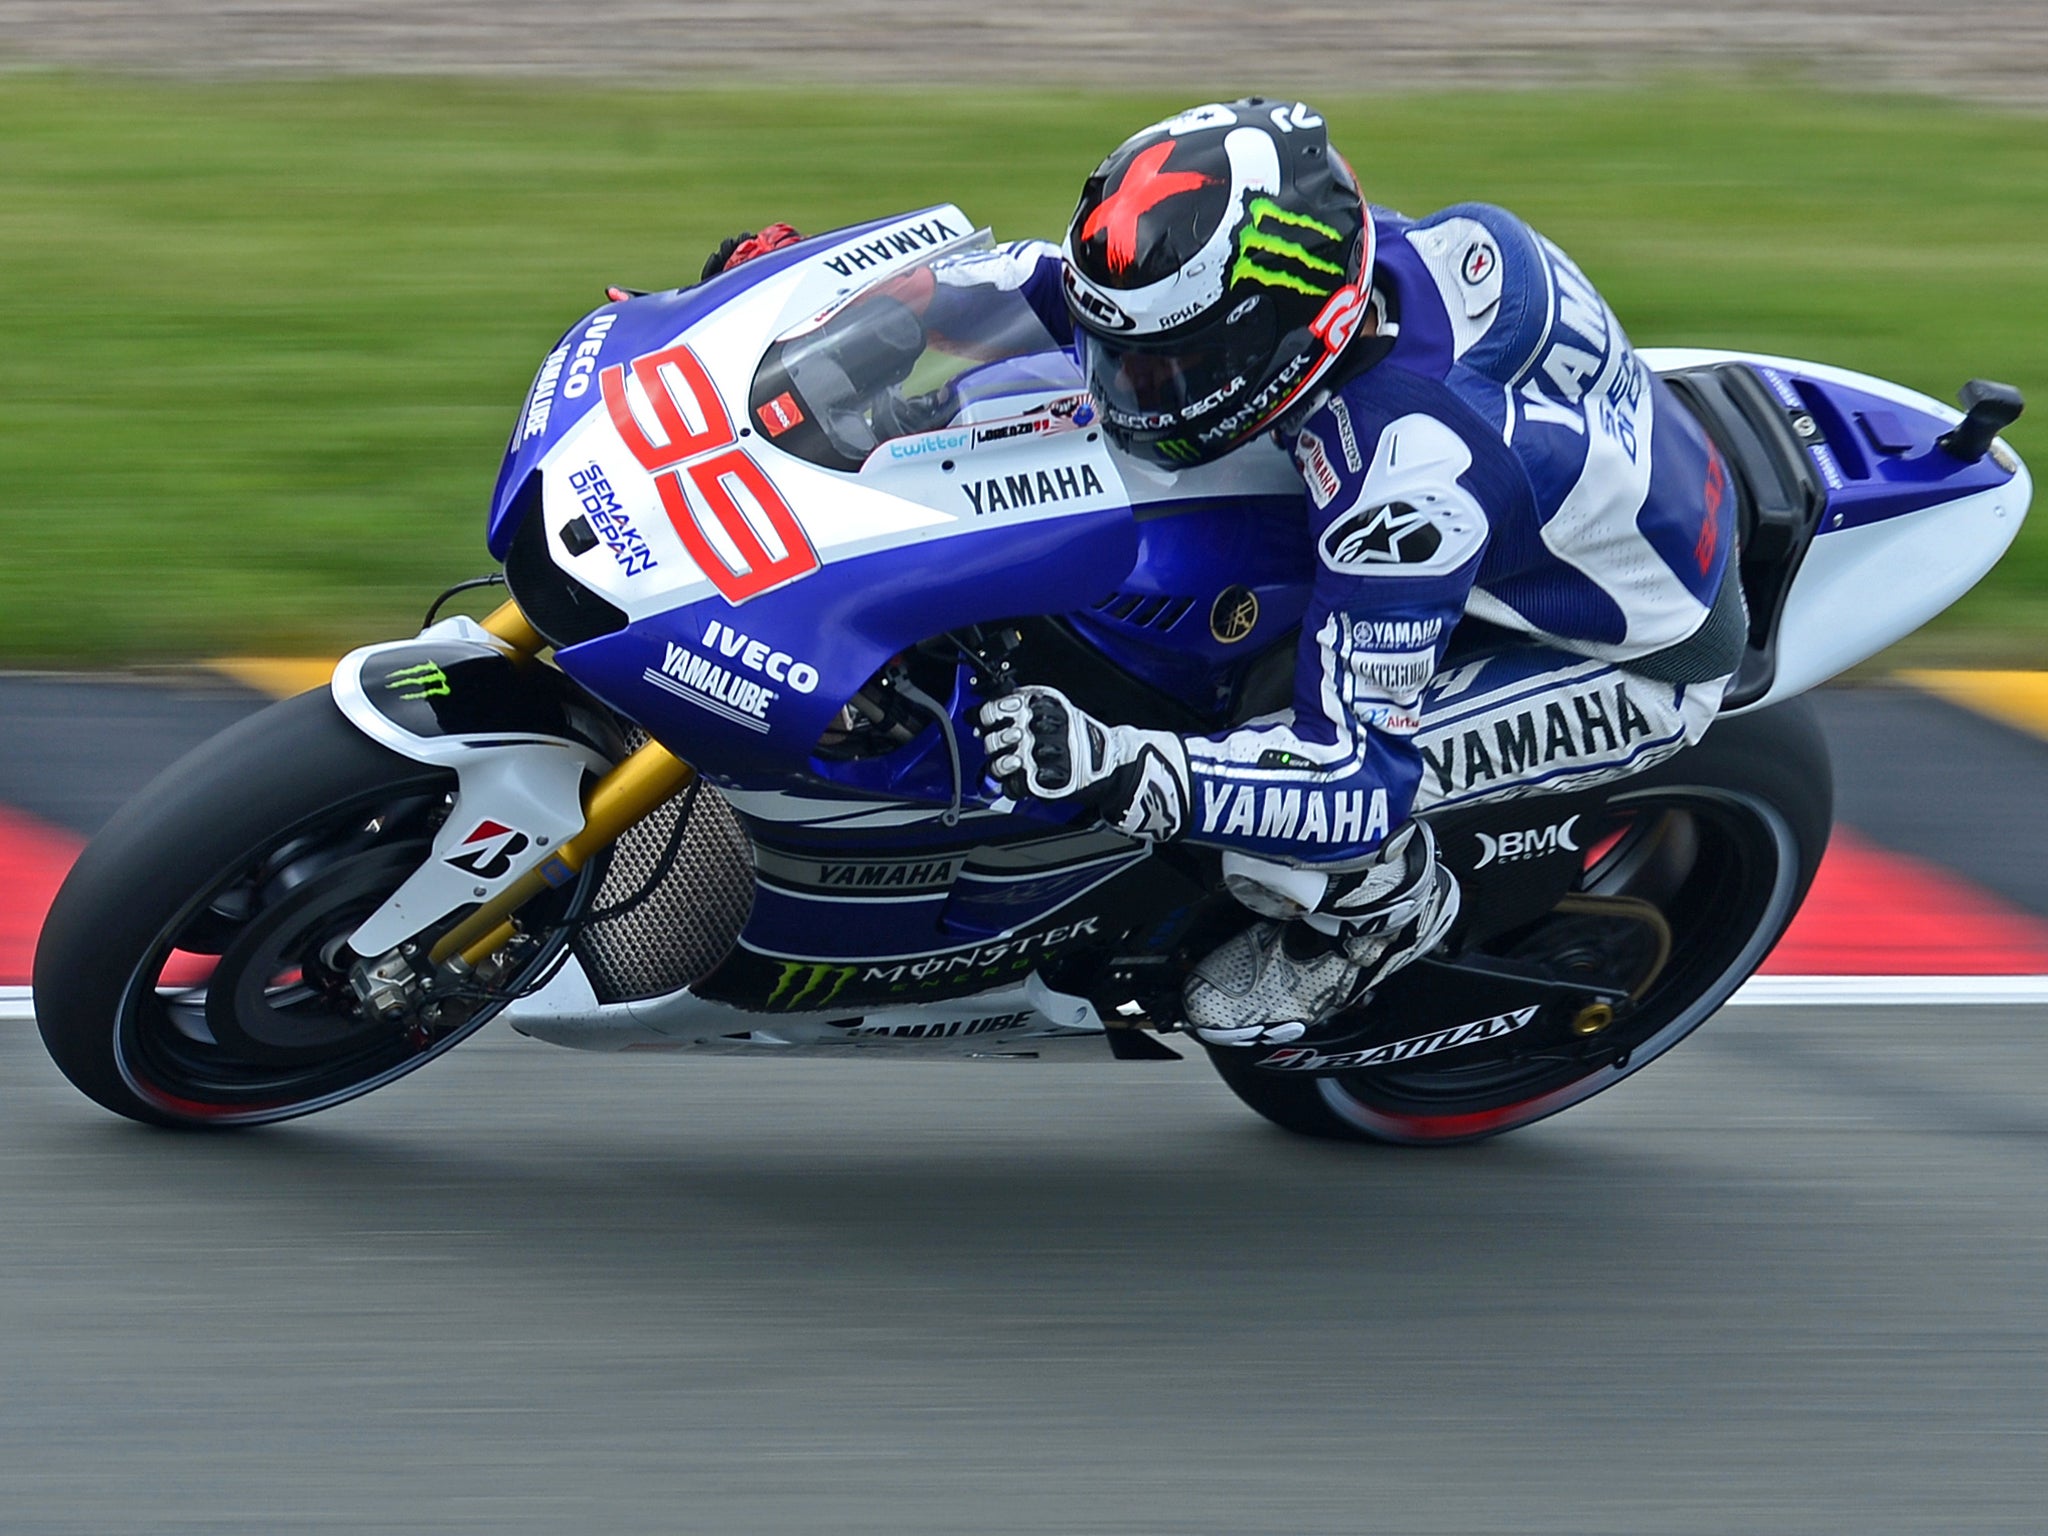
(1062, 99), (1372, 467)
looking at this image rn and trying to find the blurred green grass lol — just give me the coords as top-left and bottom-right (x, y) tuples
(2, 72), (2046, 664)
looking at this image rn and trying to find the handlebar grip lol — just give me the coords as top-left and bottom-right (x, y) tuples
(1939, 379), (2025, 463)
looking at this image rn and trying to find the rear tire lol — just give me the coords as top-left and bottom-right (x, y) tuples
(33, 690), (585, 1128)
(1205, 698), (1832, 1145)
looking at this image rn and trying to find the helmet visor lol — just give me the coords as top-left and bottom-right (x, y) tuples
(1081, 300), (1280, 434)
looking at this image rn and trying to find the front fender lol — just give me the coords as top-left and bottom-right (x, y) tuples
(331, 618), (619, 956)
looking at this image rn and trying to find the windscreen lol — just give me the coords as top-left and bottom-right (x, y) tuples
(749, 235), (1083, 471)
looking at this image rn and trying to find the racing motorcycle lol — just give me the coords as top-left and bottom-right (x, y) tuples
(34, 206), (2031, 1142)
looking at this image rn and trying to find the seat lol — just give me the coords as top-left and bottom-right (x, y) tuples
(1657, 362), (1828, 709)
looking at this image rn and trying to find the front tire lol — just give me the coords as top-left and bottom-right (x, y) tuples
(33, 690), (587, 1127)
(1205, 698), (1833, 1145)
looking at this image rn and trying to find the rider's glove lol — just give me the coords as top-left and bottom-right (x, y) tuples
(977, 686), (1191, 842)
(700, 223), (805, 281)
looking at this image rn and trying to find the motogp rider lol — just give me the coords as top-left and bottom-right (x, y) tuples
(711, 98), (1744, 1050)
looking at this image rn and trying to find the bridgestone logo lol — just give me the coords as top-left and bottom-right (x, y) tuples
(1257, 1005), (1541, 1072)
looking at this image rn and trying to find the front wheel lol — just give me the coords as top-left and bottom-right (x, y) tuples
(1205, 698), (1833, 1146)
(33, 689), (592, 1127)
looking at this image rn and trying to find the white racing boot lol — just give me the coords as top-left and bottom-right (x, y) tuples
(1183, 823), (1460, 1048)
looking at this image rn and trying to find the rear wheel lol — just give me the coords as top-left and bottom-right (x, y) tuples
(1205, 699), (1832, 1145)
(34, 690), (594, 1128)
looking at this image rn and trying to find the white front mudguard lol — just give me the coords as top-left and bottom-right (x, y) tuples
(329, 617), (613, 958)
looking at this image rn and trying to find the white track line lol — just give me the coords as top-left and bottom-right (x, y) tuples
(4, 977), (2048, 1028)
(1726, 974), (2048, 1006)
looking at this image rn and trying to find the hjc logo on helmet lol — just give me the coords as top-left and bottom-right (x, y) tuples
(1061, 98), (1371, 469)
(1061, 265), (1137, 333)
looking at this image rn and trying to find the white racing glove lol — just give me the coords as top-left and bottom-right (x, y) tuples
(977, 686), (1191, 842)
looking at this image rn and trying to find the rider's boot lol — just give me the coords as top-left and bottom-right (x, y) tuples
(1182, 822), (1460, 1048)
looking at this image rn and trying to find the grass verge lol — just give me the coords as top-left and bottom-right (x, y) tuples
(2, 72), (2045, 663)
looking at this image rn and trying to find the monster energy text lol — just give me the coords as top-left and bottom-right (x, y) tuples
(861, 918), (1101, 990)
(1197, 349), (1319, 445)
(761, 917), (1104, 1011)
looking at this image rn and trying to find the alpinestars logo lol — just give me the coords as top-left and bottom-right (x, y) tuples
(1231, 198), (1344, 297)
(1258, 1005), (1541, 1072)
(444, 820), (530, 880)
(1324, 501), (1441, 567)
(1114, 748), (1190, 842)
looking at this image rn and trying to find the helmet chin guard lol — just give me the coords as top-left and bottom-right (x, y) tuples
(1063, 98), (1370, 467)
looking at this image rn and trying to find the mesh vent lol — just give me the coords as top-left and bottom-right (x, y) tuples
(1091, 591), (1196, 631)
(573, 734), (755, 1003)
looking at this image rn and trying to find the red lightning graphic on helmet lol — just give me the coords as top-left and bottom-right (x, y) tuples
(1081, 141), (1219, 276)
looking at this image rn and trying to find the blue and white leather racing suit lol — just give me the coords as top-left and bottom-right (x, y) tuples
(960, 203), (1740, 902)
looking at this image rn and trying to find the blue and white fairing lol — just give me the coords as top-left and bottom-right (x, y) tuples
(486, 208), (984, 558)
(488, 209), (1312, 800)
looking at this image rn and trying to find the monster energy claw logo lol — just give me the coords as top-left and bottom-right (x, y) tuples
(1231, 197), (1344, 298)
(767, 961), (858, 1011)
(1156, 438), (1202, 463)
(385, 660), (450, 701)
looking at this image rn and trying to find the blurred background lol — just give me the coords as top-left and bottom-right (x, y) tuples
(1, 1), (2045, 664)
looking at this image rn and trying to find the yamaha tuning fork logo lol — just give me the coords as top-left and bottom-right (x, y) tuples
(1209, 585), (1260, 643)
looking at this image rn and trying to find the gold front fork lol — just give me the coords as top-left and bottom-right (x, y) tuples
(428, 600), (696, 969)
(479, 598), (546, 656)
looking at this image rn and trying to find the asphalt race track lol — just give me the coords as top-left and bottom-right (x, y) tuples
(5, 676), (2048, 1529)
(4, 1006), (2047, 1533)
